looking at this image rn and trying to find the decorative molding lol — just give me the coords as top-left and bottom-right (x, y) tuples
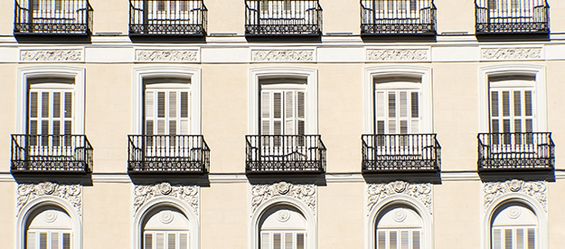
(251, 182), (317, 214)
(483, 179), (547, 212)
(133, 182), (199, 215)
(481, 47), (543, 61)
(20, 49), (83, 62)
(366, 49), (429, 62)
(135, 49), (199, 63)
(17, 182), (82, 216)
(251, 49), (315, 62)
(367, 181), (432, 215)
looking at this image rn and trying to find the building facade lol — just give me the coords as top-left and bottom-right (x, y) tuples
(0, 0), (564, 249)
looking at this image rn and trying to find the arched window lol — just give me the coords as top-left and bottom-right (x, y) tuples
(491, 203), (537, 249)
(259, 205), (307, 249)
(375, 205), (423, 249)
(26, 206), (73, 249)
(142, 206), (190, 249)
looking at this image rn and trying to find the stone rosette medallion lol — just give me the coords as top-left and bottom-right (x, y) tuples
(250, 182), (317, 215)
(133, 182), (199, 216)
(367, 181), (432, 215)
(483, 179), (547, 212)
(17, 182), (82, 216)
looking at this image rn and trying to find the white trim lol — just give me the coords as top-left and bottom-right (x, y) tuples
(132, 196), (200, 249)
(249, 196), (317, 249)
(366, 195), (433, 249)
(363, 66), (433, 133)
(478, 64), (548, 132)
(132, 66), (202, 134)
(16, 196), (83, 249)
(249, 68), (318, 134)
(17, 66), (86, 134)
(481, 194), (548, 249)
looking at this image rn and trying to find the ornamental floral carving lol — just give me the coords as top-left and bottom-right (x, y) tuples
(17, 182), (82, 216)
(251, 182), (316, 214)
(367, 49), (429, 62)
(481, 48), (542, 60)
(367, 181), (432, 215)
(133, 182), (199, 215)
(20, 49), (83, 62)
(483, 180), (547, 212)
(252, 49), (315, 62)
(135, 49), (199, 62)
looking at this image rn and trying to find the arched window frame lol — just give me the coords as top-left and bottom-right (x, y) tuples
(250, 197), (317, 249)
(133, 67), (202, 135)
(363, 66), (433, 134)
(133, 197), (200, 249)
(16, 197), (82, 249)
(366, 196), (432, 249)
(478, 65), (547, 132)
(482, 195), (547, 249)
(17, 67), (86, 134)
(249, 68), (318, 134)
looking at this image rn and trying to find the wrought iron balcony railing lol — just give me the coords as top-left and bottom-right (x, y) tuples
(246, 135), (326, 174)
(475, 0), (549, 34)
(361, 0), (437, 35)
(128, 135), (210, 174)
(245, 0), (322, 36)
(14, 0), (93, 35)
(11, 134), (93, 174)
(362, 134), (441, 173)
(478, 132), (554, 172)
(129, 0), (207, 36)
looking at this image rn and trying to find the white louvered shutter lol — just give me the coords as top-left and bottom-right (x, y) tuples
(29, 88), (73, 147)
(489, 87), (534, 144)
(260, 89), (305, 136)
(145, 89), (191, 136)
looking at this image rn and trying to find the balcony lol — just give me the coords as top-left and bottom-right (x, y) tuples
(361, 0), (437, 35)
(478, 132), (554, 172)
(362, 134), (441, 173)
(128, 135), (210, 174)
(245, 0), (322, 36)
(14, 0), (93, 35)
(11, 134), (93, 174)
(475, 0), (549, 34)
(246, 135), (326, 174)
(129, 0), (207, 36)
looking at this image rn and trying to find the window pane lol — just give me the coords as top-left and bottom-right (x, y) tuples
(376, 92), (385, 118)
(274, 93), (282, 119)
(261, 233), (270, 249)
(53, 92), (61, 118)
(284, 233), (293, 249)
(273, 233), (281, 249)
(411, 92), (419, 118)
(261, 92), (270, 119)
(42, 92), (49, 118)
(30, 92), (38, 118)
(400, 231), (409, 249)
(514, 91), (522, 116)
(64, 92), (72, 118)
(181, 92), (189, 118)
(378, 231), (386, 249)
(146, 91), (154, 118)
(145, 233), (153, 249)
(62, 233), (70, 249)
(399, 92), (407, 118)
(297, 92), (305, 118)
(27, 232), (36, 249)
(525, 91), (533, 116)
(527, 228), (535, 249)
(179, 233), (188, 249)
(516, 228), (524, 249)
(390, 231), (397, 249)
(285, 92), (294, 119)
(413, 231), (420, 249)
(505, 229), (512, 249)
(502, 91), (510, 117)
(168, 233), (176, 249)
(158, 92), (166, 118)
(51, 232), (60, 249)
(491, 91), (499, 117)
(39, 232), (47, 249)
(157, 233), (165, 249)
(388, 93), (396, 118)
(296, 233), (304, 249)
(169, 92), (177, 117)
(493, 229), (501, 249)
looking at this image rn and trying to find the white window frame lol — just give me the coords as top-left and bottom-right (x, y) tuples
(16, 197), (82, 249)
(250, 198), (317, 249)
(17, 67), (86, 134)
(364, 66), (433, 134)
(482, 195), (547, 249)
(366, 197), (432, 249)
(133, 67), (202, 135)
(479, 65), (547, 133)
(249, 68), (318, 135)
(133, 197), (200, 249)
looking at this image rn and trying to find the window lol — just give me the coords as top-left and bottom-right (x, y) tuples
(491, 203), (537, 249)
(489, 75), (535, 136)
(144, 78), (192, 137)
(142, 207), (190, 249)
(26, 207), (73, 249)
(259, 206), (307, 249)
(260, 78), (306, 136)
(374, 76), (422, 135)
(375, 206), (422, 249)
(27, 78), (75, 147)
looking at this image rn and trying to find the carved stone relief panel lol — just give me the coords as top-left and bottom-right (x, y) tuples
(483, 179), (547, 212)
(367, 181), (432, 215)
(251, 49), (316, 62)
(135, 49), (200, 63)
(250, 182), (317, 215)
(20, 49), (84, 62)
(481, 47), (543, 61)
(367, 49), (430, 62)
(133, 182), (200, 216)
(17, 182), (82, 216)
